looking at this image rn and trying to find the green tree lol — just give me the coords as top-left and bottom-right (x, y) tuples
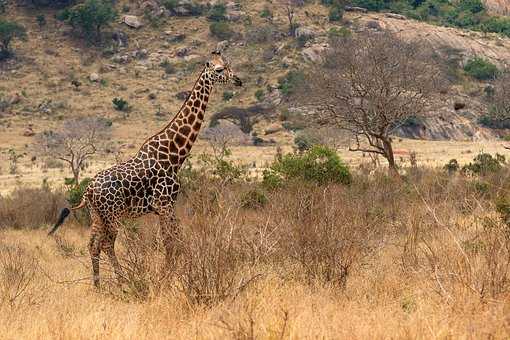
(58, 0), (117, 41)
(0, 19), (27, 60)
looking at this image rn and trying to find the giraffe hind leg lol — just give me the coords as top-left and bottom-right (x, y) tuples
(88, 210), (107, 288)
(102, 226), (124, 285)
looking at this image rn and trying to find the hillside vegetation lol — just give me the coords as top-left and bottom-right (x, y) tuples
(2, 1), (510, 338)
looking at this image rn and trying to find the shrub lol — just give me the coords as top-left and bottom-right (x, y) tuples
(254, 89), (265, 101)
(160, 59), (175, 74)
(0, 19), (27, 60)
(328, 26), (351, 41)
(57, 0), (117, 41)
(208, 3), (227, 21)
(0, 244), (38, 307)
(209, 21), (234, 40)
(294, 131), (320, 152)
(65, 177), (91, 226)
(329, 5), (343, 21)
(112, 97), (129, 111)
(163, 0), (203, 16)
(36, 14), (47, 27)
(443, 159), (460, 174)
(27, 0), (75, 7)
(0, 186), (65, 229)
(260, 6), (273, 19)
(481, 16), (510, 37)
(464, 57), (499, 80)
(265, 145), (351, 186)
(478, 114), (510, 129)
(223, 91), (234, 101)
(246, 25), (274, 44)
(240, 188), (268, 209)
(278, 70), (305, 97)
(462, 153), (505, 175)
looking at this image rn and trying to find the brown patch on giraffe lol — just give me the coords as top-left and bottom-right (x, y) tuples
(174, 133), (186, 147)
(193, 100), (201, 108)
(188, 114), (196, 125)
(179, 125), (191, 136)
(197, 112), (204, 120)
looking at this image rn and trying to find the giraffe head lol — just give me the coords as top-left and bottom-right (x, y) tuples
(205, 50), (242, 87)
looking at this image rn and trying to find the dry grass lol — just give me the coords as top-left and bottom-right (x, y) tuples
(1, 169), (510, 339)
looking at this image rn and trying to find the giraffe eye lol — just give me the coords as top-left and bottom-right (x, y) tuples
(215, 67), (224, 73)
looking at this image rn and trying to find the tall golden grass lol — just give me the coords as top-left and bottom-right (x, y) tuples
(1, 169), (510, 339)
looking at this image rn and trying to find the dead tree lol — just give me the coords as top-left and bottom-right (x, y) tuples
(297, 32), (443, 173)
(36, 117), (112, 184)
(279, 0), (303, 37)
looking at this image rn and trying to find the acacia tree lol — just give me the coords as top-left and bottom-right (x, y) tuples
(37, 117), (112, 184)
(297, 32), (443, 173)
(0, 19), (27, 60)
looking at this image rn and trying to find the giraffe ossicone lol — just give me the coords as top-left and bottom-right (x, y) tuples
(48, 51), (243, 288)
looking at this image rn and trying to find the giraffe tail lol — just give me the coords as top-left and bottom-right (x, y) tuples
(48, 199), (87, 236)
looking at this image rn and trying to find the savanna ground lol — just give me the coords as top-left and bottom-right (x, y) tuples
(1, 163), (510, 339)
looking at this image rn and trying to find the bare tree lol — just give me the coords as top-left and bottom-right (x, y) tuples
(279, 0), (304, 37)
(36, 117), (112, 184)
(297, 32), (443, 173)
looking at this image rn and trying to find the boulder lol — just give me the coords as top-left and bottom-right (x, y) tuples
(89, 73), (100, 82)
(295, 26), (316, 39)
(385, 13), (406, 20)
(216, 40), (229, 52)
(176, 47), (190, 57)
(23, 126), (35, 137)
(122, 15), (143, 29)
(264, 123), (284, 135)
(344, 6), (368, 13)
(301, 44), (328, 63)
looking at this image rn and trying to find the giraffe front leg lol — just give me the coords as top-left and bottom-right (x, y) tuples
(159, 209), (181, 266)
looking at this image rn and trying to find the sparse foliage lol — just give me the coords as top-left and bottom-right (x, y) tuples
(0, 19), (27, 60)
(36, 117), (112, 184)
(57, 0), (117, 41)
(297, 32), (442, 173)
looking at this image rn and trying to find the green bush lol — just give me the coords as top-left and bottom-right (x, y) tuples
(222, 91), (234, 101)
(329, 5), (343, 21)
(254, 89), (265, 102)
(27, 0), (75, 7)
(278, 70), (305, 97)
(263, 145), (351, 186)
(260, 6), (273, 19)
(65, 177), (91, 226)
(112, 97), (129, 111)
(57, 0), (117, 40)
(462, 153), (505, 175)
(160, 59), (175, 74)
(208, 4), (227, 21)
(36, 14), (47, 27)
(294, 131), (320, 152)
(0, 19), (27, 59)
(443, 159), (460, 174)
(480, 16), (510, 36)
(163, 0), (203, 16)
(328, 27), (351, 41)
(209, 21), (234, 40)
(464, 57), (499, 80)
(478, 114), (510, 129)
(240, 188), (268, 209)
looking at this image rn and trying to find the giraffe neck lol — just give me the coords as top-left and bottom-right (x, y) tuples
(137, 68), (214, 171)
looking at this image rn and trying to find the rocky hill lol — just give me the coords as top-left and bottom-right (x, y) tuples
(1, 0), (510, 183)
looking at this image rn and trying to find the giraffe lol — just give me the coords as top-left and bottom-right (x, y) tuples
(48, 51), (242, 288)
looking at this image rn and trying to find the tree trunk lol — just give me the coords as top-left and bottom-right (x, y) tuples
(72, 165), (80, 185)
(381, 138), (399, 176)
